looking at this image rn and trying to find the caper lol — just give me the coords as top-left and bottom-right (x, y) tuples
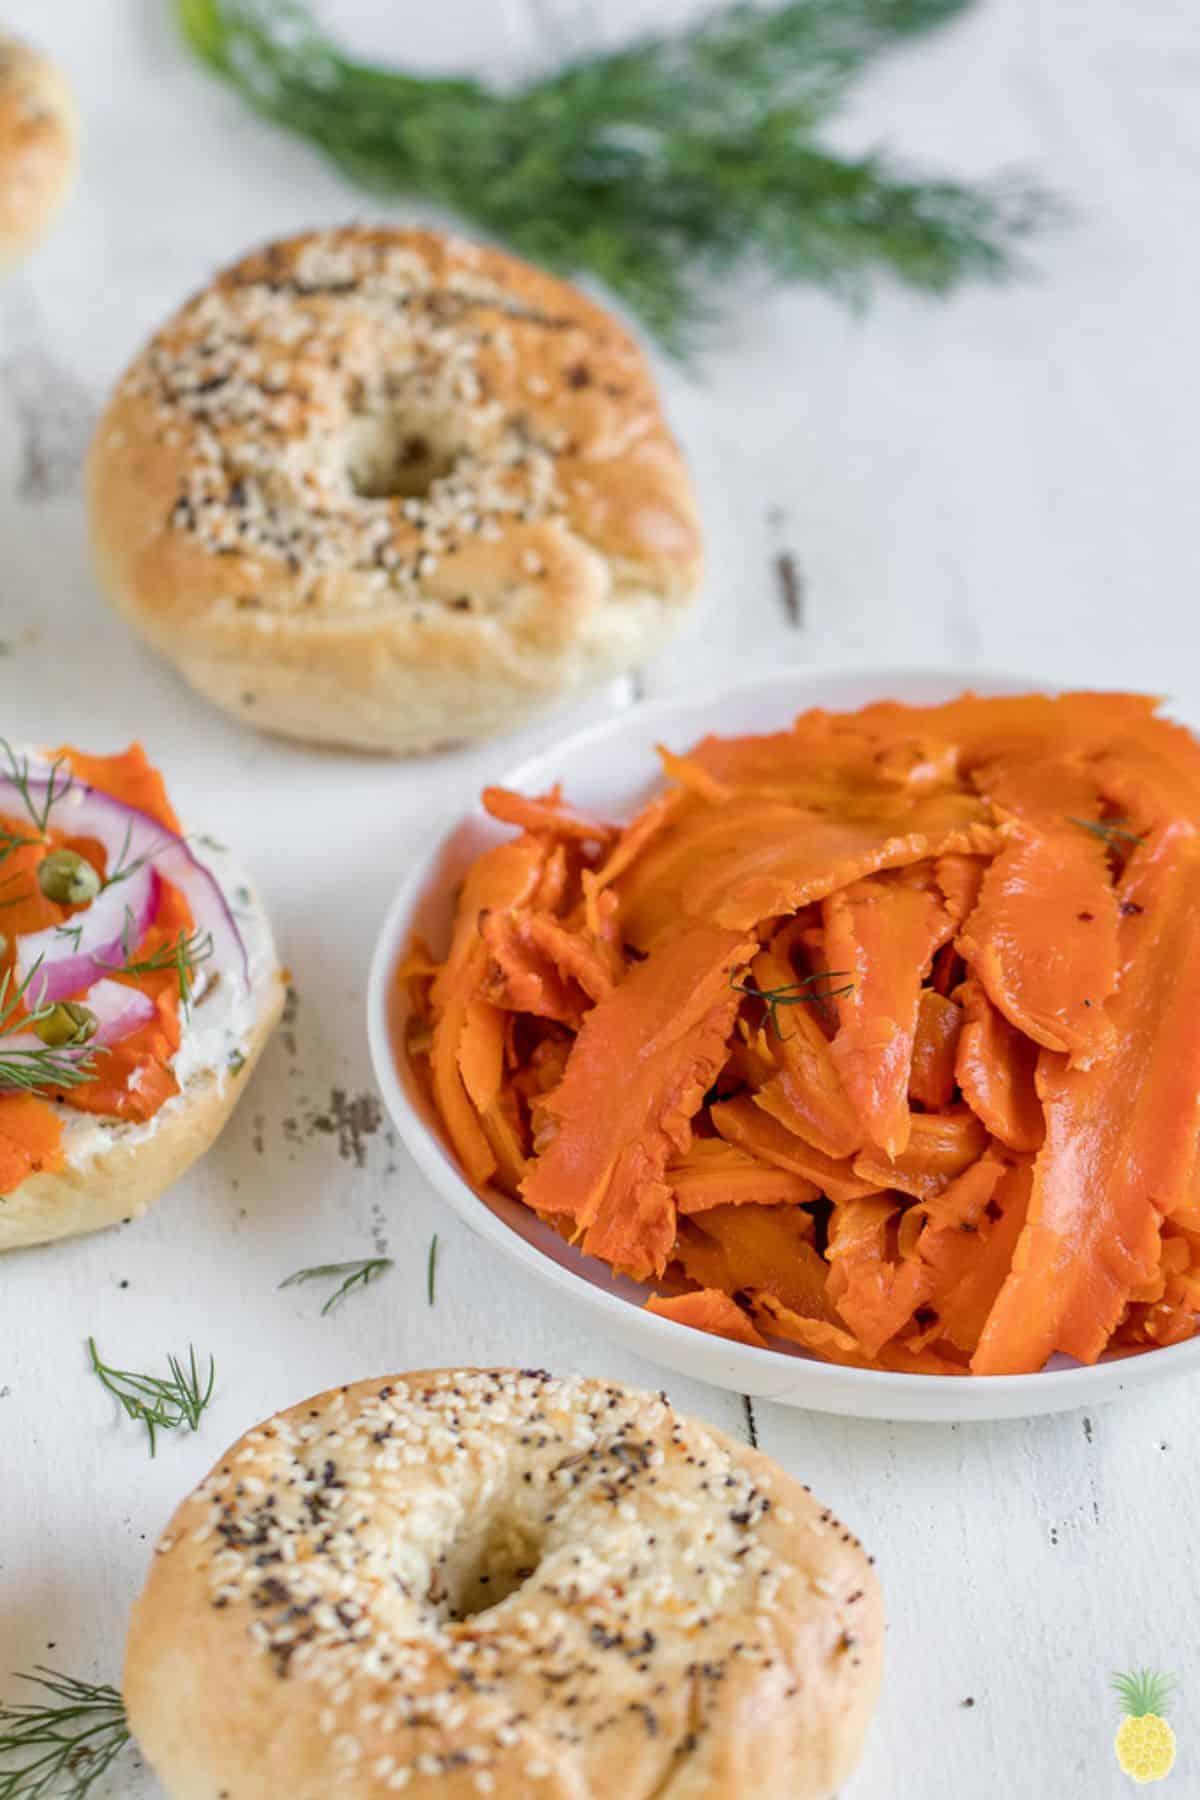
(37, 848), (101, 906)
(33, 1001), (98, 1048)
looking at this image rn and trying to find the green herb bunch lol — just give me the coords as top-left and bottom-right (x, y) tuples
(176, 0), (1053, 353)
(0, 1669), (129, 1800)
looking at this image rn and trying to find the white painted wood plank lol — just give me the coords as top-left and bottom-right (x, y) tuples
(3, 3), (1200, 1798)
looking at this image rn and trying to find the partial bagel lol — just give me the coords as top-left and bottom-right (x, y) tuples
(0, 32), (76, 274)
(124, 1368), (883, 1800)
(88, 227), (703, 754)
(0, 839), (284, 1253)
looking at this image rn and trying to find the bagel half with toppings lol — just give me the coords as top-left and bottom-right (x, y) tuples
(0, 31), (76, 273)
(124, 1368), (883, 1800)
(87, 226), (704, 755)
(0, 742), (283, 1251)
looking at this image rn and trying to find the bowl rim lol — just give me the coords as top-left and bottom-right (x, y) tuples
(365, 664), (1200, 1411)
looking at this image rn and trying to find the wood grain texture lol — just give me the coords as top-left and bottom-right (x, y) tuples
(2, 2), (1199, 1797)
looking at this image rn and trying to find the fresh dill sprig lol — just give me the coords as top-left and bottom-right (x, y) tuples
(175, 0), (1056, 354)
(0, 1668), (130, 1800)
(427, 1234), (439, 1307)
(1068, 816), (1145, 847)
(0, 965), (97, 1094)
(97, 820), (159, 895)
(87, 1337), (216, 1456)
(731, 967), (855, 1037)
(101, 912), (214, 1016)
(0, 742), (72, 839)
(279, 1256), (393, 1316)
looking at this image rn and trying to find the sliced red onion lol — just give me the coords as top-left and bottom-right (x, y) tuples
(19, 870), (162, 1007)
(85, 979), (158, 1045)
(4, 761), (249, 1005)
(0, 980), (156, 1090)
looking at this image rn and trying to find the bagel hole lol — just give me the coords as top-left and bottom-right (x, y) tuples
(344, 412), (460, 500)
(433, 1516), (544, 1622)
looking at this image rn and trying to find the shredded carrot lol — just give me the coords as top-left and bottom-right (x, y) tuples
(407, 692), (1200, 1374)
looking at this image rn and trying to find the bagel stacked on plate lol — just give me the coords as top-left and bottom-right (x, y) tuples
(0, 31), (76, 273)
(88, 227), (703, 754)
(125, 1369), (883, 1800)
(0, 743), (283, 1250)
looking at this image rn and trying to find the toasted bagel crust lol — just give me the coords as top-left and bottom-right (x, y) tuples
(88, 228), (703, 753)
(125, 1369), (883, 1800)
(0, 33), (76, 272)
(0, 909), (283, 1253)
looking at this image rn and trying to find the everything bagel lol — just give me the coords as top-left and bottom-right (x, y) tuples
(88, 228), (703, 754)
(125, 1368), (883, 1798)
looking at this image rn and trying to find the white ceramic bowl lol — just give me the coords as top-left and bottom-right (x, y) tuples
(367, 668), (1200, 1421)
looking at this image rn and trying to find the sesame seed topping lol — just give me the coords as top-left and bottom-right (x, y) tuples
(102, 229), (682, 630)
(150, 1367), (871, 1792)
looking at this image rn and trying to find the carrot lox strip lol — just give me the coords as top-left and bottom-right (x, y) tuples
(1094, 716), (1200, 833)
(646, 1289), (766, 1348)
(751, 1292), (967, 1374)
(0, 1093), (65, 1195)
(709, 1096), (882, 1203)
(479, 1088), (529, 1197)
(655, 745), (731, 804)
(674, 1204), (833, 1321)
(591, 788), (692, 896)
(616, 790), (999, 951)
(955, 976), (1044, 1152)
(1118, 1301), (1197, 1350)
(853, 1109), (989, 1203)
(531, 843), (571, 915)
(521, 925), (752, 1278)
(481, 784), (618, 846)
(749, 947), (862, 1159)
(688, 718), (959, 809)
(957, 823), (1119, 1067)
(668, 1138), (819, 1213)
(481, 909), (615, 1024)
(920, 1163), (1032, 1356)
(578, 875), (625, 985)
(933, 853), (987, 926)
(921, 1154), (1008, 1234)
(59, 743), (183, 832)
(822, 869), (955, 1157)
(717, 1025), (778, 1094)
(909, 989), (963, 1111)
(826, 1197), (932, 1356)
(750, 1294), (862, 1360)
(457, 995), (506, 1114)
(431, 836), (548, 1188)
(690, 791), (1001, 932)
(973, 822), (1200, 1374)
(840, 692), (1157, 778)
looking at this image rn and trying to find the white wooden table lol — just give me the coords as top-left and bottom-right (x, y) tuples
(2, 4), (1199, 1796)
